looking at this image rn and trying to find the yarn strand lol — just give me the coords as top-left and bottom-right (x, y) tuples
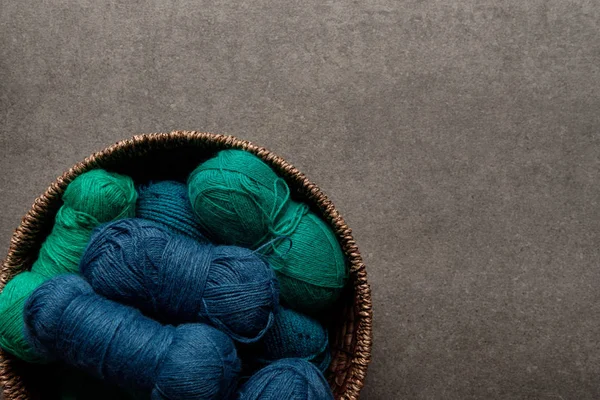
(80, 218), (279, 344)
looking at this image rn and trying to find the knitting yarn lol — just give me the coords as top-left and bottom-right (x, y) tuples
(267, 202), (347, 312)
(246, 307), (331, 373)
(0, 169), (137, 362)
(238, 359), (334, 400)
(24, 274), (240, 400)
(80, 218), (279, 343)
(36, 169), (137, 278)
(0, 272), (47, 362)
(61, 169), (137, 225)
(187, 150), (347, 313)
(188, 150), (289, 247)
(136, 181), (207, 242)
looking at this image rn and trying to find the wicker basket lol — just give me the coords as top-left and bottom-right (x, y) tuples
(0, 131), (372, 400)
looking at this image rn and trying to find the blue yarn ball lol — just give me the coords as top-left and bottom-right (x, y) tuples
(136, 181), (208, 243)
(245, 307), (331, 373)
(238, 359), (334, 400)
(80, 218), (279, 343)
(24, 274), (240, 400)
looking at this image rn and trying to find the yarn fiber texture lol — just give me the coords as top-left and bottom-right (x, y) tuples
(267, 202), (347, 312)
(237, 359), (334, 400)
(0, 169), (137, 362)
(246, 307), (331, 373)
(188, 150), (289, 248)
(24, 274), (240, 400)
(80, 218), (279, 343)
(187, 150), (348, 313)
(136, 180), (208, 243)
(0, 272), (47, 362)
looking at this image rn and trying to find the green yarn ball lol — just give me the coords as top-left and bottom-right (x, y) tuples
(0, 272), (47, 363)
(0, 169), (137, 362)
(35, 170), (137, 278)
(188, 150), (348, 313)
(34, 207), (100, 278)
(63, 169), (137, 223)
(188, 150), (289, 248)
(269, 204), (347, 312)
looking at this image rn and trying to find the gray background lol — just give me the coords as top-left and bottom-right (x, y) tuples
(1, 1), (600, 399)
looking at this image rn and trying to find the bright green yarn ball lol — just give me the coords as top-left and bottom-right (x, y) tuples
(188, 150), (348, 313)
(63, 169), (137, 223)
(0, 169), (137, 362)
(34, 207), (100, 277)
(34, 170), (137, 278)
(0, 272), (47, 363)
(188, 150), (289, 248)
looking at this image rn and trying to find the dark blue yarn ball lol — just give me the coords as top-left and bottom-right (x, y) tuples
(136, 181), (208, 243)
(238, 358), (334, 400)
(244, 307), (331, 373)
(80, 218), (279, 343)
(23, 274), (240, 400)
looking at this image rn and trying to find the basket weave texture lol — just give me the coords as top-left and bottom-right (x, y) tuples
(0, 131), (372, 400)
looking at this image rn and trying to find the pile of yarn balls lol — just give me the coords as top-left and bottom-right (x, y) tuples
(0, 150), (348, 400)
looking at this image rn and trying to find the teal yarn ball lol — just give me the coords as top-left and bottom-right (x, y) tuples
(0, 169), (137, 362)
(267, 202), (347, 313)
(188, 150), (348, 313)
(246, 307), (331, 373)
(188, 150), (289, 248)
(136, 180), (208, 242)
(24, 274), (241, 400)
(238, 359), (334, 400)
(80, 218), (279, 343)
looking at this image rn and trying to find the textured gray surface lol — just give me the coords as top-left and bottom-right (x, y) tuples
(1, 1), (600, 399)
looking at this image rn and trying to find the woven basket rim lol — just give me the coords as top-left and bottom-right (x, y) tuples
(0, 131), (373, 400)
